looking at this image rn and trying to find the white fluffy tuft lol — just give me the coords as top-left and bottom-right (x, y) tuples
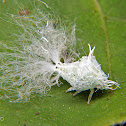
(0, 6), (75, 102)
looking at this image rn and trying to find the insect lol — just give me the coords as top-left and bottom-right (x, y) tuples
(0, 1), (119, 104)
(54, 44), (119, 104)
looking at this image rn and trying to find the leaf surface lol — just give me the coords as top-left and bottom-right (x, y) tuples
(0, 0), (126, 125)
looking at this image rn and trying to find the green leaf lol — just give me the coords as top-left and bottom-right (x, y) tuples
(0, 0), (126, 126)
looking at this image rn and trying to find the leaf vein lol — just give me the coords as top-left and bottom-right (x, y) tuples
(94, 0), (112, 78)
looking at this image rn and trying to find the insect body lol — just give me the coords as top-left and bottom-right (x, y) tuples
(55, 44), (119, 104)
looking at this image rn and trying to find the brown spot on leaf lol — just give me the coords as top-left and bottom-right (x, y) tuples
(35, 112), (39, 115)
(18, 9), (30, 16)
